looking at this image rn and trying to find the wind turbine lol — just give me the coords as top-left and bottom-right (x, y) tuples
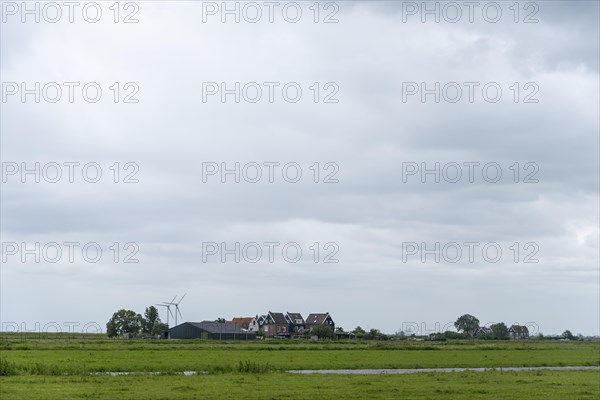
(156, 295), (177, 326)
(167, 293), (186, 327)
(156, 303), (174, 326)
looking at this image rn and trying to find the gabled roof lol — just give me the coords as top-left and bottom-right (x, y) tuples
(306, 313), (332, 325)
(230, 317), (253, 329)
(509, 325), (529, 333)
(266, 311), (288, 325)
(286, 313), (305, 323)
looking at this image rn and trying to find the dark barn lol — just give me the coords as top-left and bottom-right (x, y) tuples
(168, 321), (257, 340)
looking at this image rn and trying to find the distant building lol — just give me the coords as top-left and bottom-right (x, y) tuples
(249, 315), (266, 333)
(169, 321), (257, 340)
(474, 326), (493, 336)
(508, 325), (529, 339)
(334, 331), (356, 340)
(305, 312), (335, 333)
(285, 312), (305, 333)
(262, 311), (289, 337)
(230, 317), (253, 330)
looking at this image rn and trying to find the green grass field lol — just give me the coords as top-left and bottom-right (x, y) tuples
(2, 371), (599, 399)
(2, 336), (598, 374)
(1, 335), (599, 399)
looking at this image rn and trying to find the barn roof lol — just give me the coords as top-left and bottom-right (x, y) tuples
(181, 321), (249, 334)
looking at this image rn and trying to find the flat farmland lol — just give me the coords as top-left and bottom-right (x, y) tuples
(1, 370), (599, 400)
(1, 337), (598, 374)
(1, 336), (599, 399)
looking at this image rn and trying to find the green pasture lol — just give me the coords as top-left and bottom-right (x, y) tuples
(1, 335), (598, 399)
(1, 370), (599, 400)
(1, 336), (598, 375)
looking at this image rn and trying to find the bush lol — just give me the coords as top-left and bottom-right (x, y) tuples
(206, 361), (273, 374)
(311, 325), (334, 339)
(0, 359), (18, 376)
(236, 361), (272, 373)
(444, 331), (467, 340)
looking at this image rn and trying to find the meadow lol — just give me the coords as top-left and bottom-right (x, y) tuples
(1, 334), (599, 399)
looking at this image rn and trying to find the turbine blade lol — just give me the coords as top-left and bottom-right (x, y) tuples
(177, 307), (183, 318)
(177, 293), (187, 304)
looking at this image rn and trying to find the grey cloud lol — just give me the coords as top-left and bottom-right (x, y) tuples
(1, 1), (598, 335)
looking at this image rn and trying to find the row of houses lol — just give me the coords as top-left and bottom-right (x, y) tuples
(474, 324), (530, 339)
(234, 312), (335, 338)
(168, 312), (335, 340)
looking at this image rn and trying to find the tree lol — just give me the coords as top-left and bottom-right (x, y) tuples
(366, 328), (382, 340)
(152, 322), (169, 336)
(335, 327), (344, 333)
(106, 309), (144, 338)
(353, 326), (366, 339)
(142, 306), (162, 335)
(443, 330), (467, 340)
(311, 325), (334, 339)
(106, 320), (118, 338)
(454, 314), (480, 336)
(491, 323), (509, 340)
(215, 318), (226, 323)
(562, 330), (576, 340)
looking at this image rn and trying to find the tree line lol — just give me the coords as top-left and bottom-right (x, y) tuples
(106, 306), (168, 338)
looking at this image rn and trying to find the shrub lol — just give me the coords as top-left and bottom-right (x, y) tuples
(236, 360), (272, 374)
(0, 359), (18, 376)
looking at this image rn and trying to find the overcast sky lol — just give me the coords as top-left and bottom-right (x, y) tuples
(1, 1), (598, 336)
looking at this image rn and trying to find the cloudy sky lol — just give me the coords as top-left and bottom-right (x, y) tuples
(1, 1), (598, 336)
